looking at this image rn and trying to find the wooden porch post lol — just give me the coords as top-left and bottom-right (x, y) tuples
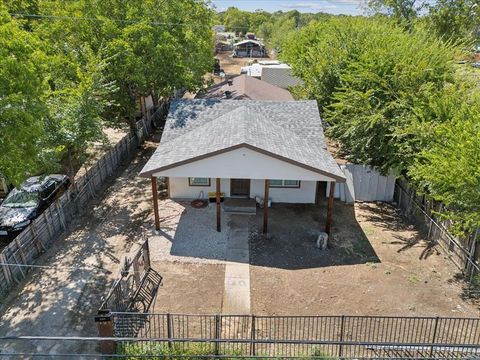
(216, 178), (221, 232)
(325, 181), (335, 235)
(151, 176), (160, 231)
(263, 179), (270, 235)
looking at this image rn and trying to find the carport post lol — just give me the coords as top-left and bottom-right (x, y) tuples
(263, 179), (270, 235)
(216, 178), (221, 232)
(151, 176), (160, 231)
(325, 181), (335, 235)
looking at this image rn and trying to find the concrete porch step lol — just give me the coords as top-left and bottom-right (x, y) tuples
(223, 198), (257, 214)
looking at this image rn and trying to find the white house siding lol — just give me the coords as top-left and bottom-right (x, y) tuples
(169, 177), (230, 199)
(250, 179), (316, 203)
(152, 147), (336, 182)
(169, 177), (316, 204)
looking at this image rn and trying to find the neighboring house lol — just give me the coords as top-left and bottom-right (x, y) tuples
(195, 75), (294, 101)
(140, 99), (345, 206)
(240, 61), (303, 89)
(233, 40), (266, 58)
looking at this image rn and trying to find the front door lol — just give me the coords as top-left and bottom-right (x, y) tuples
(230, 179), (250, 197)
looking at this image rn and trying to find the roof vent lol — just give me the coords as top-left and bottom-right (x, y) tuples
(227, 79), (233, 86)
(224, 91), (232, 99)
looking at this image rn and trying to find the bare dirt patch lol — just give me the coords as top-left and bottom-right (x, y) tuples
(152, 262), (225, 314)
(216, 51), (272, 76)
(250, 202), (479, 317)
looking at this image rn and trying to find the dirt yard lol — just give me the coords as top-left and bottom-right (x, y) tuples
(250, 202), (479, 317)
(148, 199), (479, 318)
(216, 51), (272, 75)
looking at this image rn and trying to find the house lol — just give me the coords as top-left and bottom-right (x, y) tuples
(233, 40), (266, 58)
(140, 99), (345, 234)
(240, 61), (303, 89)
(195, 75), (294, 101)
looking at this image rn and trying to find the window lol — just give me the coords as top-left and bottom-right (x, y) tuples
(188, 177), (210, 186)
(269, 179), (300, 188)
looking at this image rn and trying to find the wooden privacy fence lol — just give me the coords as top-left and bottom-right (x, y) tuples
(334, 164), (396, 203)
(0, 103), (169, 298)
(108, 313), (480, 359)
(393, 179), (480, 292)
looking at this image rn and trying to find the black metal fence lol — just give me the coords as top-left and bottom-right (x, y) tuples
(109, 313), (480, 359)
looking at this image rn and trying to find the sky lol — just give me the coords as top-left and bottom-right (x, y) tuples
(211, 0), (366, 16)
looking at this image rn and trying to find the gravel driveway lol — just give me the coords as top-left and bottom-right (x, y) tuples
(0, 140), (158, 357)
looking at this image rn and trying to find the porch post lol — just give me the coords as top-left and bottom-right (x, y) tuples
(151, 176), (160, 231)
(325, 181), (335, 235)
(263, 179), (270, 235)
(216, 178), (221, 232)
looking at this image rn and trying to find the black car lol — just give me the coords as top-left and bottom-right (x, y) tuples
(0, 175), (70, 241)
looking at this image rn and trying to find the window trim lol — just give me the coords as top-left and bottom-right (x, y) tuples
(269, 180), (301, 189)
(188, 177), (211, 187)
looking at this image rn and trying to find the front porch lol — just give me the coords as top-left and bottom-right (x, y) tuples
(223, 198), (256, 214)
(150, 177), (338, 235)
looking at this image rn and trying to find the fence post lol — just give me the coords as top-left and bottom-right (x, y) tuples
(167, 313), (172, 350)
(214, 314), (220, 356)
(250, 315), (256, 356)
(143, 239), (151, 271)
(430, 316), (440, 358)
(0, 253), (13, 288)
(95, 310), (115, 354)
(338, 315), (345, 358)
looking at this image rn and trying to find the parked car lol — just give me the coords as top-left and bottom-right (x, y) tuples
(0, 175), (70, 241)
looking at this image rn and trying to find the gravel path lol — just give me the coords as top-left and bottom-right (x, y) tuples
(149, 200), (233, 264)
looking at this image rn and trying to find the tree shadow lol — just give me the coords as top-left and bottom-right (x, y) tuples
(248, 202), (380, 270)
(357, 202), (440, 260)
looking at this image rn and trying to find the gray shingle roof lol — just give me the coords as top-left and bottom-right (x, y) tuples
(195, 75), (294, 101)
(261, 68), (303, 89)
(140, 99), (345, 181)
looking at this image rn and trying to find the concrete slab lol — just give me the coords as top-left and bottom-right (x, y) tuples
(222, 216), (251, 315)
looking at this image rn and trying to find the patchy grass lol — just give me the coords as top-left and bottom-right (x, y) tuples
(118, 342), (339, 360)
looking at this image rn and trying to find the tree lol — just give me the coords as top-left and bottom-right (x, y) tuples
(367, 0), (426, 29)
(222, 7), (250, 33)
(45, 49), (116, 180)
(0, 5), (50, 185)
(26, 0), (214, 130)
(280, 17), (457, 174)
(426, 0), (479, 44)
(408, 89), (480, 235)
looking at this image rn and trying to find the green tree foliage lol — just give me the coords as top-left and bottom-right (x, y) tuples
(280, 18), (457, 174)
(367, 0), (425, 28)
(426, 0), (479, 44)
(1, 0), (214, 184)
(409, 87), (480, 233)
(34, 0), (215, 128)
(0, 5), (49, 185)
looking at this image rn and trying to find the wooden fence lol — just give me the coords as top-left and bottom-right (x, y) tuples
(334, 164), (396, 203)
(0, 102), (169, 298)
(394, 179), (480, 292)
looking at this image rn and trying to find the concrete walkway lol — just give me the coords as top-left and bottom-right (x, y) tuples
(222, 215), (251, 314)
